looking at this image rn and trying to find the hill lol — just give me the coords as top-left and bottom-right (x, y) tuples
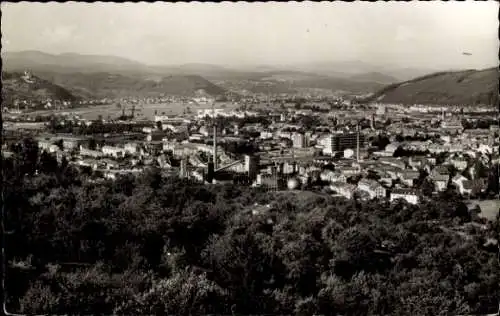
(349, 72), (398, 84)
(35, 71), (228, 98)
(365, 67), (499, 106)
(2, 51), (148, 75)
(5, 51), (454, 97)
(1, 71), (81, 105)
(215, 70), (387, 95)
(286, 61), (440, 82)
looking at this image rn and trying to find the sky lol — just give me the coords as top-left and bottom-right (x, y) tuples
(2, 1), (498, 69)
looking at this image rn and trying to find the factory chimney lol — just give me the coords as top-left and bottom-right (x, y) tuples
(356, 123), (360, 162)
(212, 101), (217, 170)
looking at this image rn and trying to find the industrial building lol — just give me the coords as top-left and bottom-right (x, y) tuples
(324, 131), (365, 157)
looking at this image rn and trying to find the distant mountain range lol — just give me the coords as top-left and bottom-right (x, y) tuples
(2, 71), (81, 105)
(3, 51), (497, 105)
(364, 67), (499, 106)
(267, 61), (440, 82)
(2, 51), (402, 97)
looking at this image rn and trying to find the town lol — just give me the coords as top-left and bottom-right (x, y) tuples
(3, 93), (499, 209)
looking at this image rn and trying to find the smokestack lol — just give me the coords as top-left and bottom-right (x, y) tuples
(356, 124), (360, 163)
(207, 162), (214, 183)
(212, 102), (217, 170)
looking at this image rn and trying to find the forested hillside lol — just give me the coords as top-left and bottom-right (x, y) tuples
(3, 139), (499, 315)
(34, 72), (228, 99)
(365, 68), (498, 106)
(2, 71), (81, 104)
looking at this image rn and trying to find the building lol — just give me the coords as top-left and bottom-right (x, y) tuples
(390, 189), (419, 205)
(324, 132), (365, 156)
(431, 174), (450, 192)
(57, 137), (85, 151)
(38, 140), (59, 153)
(450, 157), (468, 171)
(101, 146), (124, 158)
(357, 179), (386, 199)
(244, 154), (260, 180)
(376, 105), (387, 116)
(154, 115), (170, 122)
(124, 142), (139, 155)
(400, 170), (420, 187)
(180, 158), (188, 179)
(79, 146), (104, 158)
(292, 132), (305, 149)
(379, 157), (406, 170)
(256, 173), (279, 191)
(330, 182), (357, 199)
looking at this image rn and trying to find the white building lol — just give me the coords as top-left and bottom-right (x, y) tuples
(292, 132), (305, 149)
(390, 189), (419, 205)
(102, 146), (124, 158)
(124, 143), (139, 155)
(357, 179), (386, 199)
(154, 115), (169, 122)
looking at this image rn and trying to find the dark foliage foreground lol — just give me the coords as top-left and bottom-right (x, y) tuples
(2, 141), (499, 315)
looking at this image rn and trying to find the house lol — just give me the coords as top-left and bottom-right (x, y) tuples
(101, 146), (124, 158)
(330, 182), (357, 199)
(38, 140), (54, 151)
(124, 142), (139, 155)
(79, 146), (104, 158)
(400, 170), (420, 187)
(61, 137), (85, 151)
(461, 178), (488, 197)
(452, 174), (469, 191)
(357, 179), (386, 199)
(340, 166), (361, 177)
(450, 157), (468, 171)
(39, 141), (59, 153)
(390, 188), (419, 205)
(320, 170), (346, 183)
(379, 157), (406, 170)
(408, 156), (434, 170)
(384, 142), (400, 155)
(430, 173), (450, 192)
(382, 166), (403, 180)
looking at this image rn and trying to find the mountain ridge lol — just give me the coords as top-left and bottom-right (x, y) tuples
(3, 50), (442, 82)
(364, 67), (498, 106)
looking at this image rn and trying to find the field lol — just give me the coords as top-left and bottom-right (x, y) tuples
(25, 101), (241, 120)
(475, 199), (500, 221)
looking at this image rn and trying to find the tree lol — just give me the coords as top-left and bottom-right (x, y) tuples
(115, 270), (228, 315)
(88, 138), (97, 150)
(156, 121), (163, 131)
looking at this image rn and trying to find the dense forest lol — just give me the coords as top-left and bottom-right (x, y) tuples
(2, 138), (500, 315)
